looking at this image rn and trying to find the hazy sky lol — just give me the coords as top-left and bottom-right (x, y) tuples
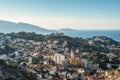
(0, 0), (120, 30)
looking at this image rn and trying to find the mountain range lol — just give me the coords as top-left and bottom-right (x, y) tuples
(0, 20), (56, 34)
(0, 20), (120, 41)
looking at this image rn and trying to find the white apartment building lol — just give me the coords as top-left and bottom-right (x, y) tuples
(53, 53), (65, 65)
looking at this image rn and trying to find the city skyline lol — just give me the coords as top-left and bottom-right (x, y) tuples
(0, 0), (120, 30)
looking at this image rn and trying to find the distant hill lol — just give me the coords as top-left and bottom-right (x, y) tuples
(0, 20), (120, 41)
(0, 20), (56, 34)
(59, 28), (77, 32)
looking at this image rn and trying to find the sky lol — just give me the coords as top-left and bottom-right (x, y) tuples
(0, 0), (120, 30)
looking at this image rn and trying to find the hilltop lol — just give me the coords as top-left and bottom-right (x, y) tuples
(6, 32), (120, 54)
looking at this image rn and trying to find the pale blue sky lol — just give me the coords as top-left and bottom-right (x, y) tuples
(0, 0), (120, 30)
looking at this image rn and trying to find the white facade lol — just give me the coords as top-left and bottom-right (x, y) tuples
(15, 51), (20, 57)
(43, 61), (47, 64)
(53, 53), (65, 65)
(0, 54), (8, 60)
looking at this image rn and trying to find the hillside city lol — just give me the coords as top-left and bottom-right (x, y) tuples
(0, 32), (120, 80)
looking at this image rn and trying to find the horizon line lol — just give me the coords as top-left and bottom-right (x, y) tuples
(0, 19), (120, 31)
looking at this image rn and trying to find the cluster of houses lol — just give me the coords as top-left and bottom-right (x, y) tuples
(87, 36), (120, 49)
(0, 34), (120, 80)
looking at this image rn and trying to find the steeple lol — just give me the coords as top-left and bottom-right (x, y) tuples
(70, 49), (74, 59)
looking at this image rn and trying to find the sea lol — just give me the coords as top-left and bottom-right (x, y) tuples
(62, 30), (120, 42)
